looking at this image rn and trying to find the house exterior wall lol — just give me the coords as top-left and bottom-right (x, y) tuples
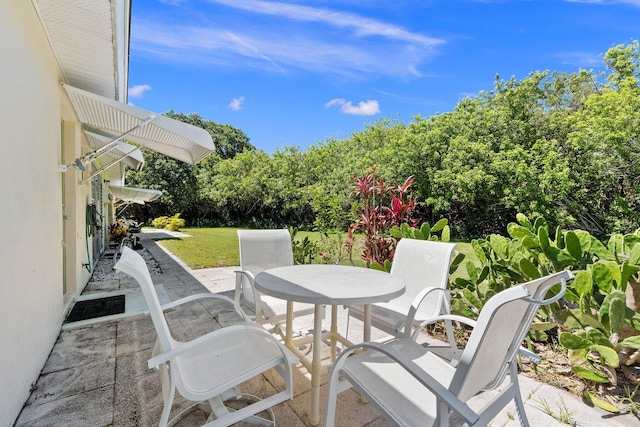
(0, 2), (90, 424)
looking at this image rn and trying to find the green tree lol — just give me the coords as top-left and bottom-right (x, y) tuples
(124, 112), (253, 223)
(566, 42), (640, 234)
(164, 111), (254, 159)
(124, 148), (199, 221)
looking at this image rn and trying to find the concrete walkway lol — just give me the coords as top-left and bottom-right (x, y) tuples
(14, 231), (639, 426)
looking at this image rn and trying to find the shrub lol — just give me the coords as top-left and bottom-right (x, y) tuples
(452, 212), (640, 410)
(348, 166), (417, 267)
(152, 213), (185, 231)
(166, 213), (185, 231)
(152, 216), (168, 229)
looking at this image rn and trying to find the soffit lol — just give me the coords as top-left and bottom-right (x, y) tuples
(32, 0), (129, 100)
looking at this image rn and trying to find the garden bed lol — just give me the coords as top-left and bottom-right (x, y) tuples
(426, 322), (640, 419)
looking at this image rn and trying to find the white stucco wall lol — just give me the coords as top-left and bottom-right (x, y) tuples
(61, 120), (95, 299)
(0, 2), (67, 424)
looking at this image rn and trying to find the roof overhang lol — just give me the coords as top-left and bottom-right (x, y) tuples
(84, 131), (144, 171)
(62, 83), (215, 165)
(32, 0), (130, 100)
(109, 185), (162, 205)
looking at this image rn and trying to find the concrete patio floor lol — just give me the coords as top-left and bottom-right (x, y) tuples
(14, 231), (639, 427)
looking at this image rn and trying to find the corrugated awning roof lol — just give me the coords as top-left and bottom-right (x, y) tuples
(62, 83), (215, 164)
(109, 185), (162, 205)
(84, 131), (144, 171)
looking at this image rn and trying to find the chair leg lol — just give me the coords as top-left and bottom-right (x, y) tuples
(159, 363), (176, 427)
(444, 318), (460, 362)
(210, 394), (275, 426)
(509, 364), (530, 427)
(324, 370), (340, 427)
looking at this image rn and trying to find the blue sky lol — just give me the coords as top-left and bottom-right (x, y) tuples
(128, 0), (640, 153)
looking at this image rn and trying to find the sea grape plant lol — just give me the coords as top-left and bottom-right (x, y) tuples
(451, 213), (640, 395)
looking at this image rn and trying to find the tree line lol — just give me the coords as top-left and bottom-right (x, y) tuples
(125, 41), (640, 240)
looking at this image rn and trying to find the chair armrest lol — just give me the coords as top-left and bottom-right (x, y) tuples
(410, 314), (542, 363)
(234, 270), (263, 317)
(409, 287), (451, 313)
(148, 323), (299, 369)
(234, 270), (255, 282)
(411, 314), (477, 341)
(161, 292), (249, 321)
(330, 342), (479, 425)
(518, 347), (542, 363)
(403, 287), (452, 335)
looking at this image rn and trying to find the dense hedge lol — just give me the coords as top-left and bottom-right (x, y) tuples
(126, 42), (640, 239)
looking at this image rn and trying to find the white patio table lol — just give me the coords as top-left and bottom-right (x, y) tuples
(254, 264), (405, 426)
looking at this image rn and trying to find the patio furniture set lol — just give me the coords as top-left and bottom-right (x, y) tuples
(114, 229), (573, 427)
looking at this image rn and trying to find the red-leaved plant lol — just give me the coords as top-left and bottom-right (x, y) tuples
(348, 166), (417, 267)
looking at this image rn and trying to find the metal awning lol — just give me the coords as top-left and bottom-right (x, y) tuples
(109, 185), (162, 205)
(84, 131), (144, 171)
(62, 83), (215, 164)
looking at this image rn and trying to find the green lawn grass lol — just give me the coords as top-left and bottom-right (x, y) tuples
(158, 227), (241, 268)
(156, 227), (478, 275)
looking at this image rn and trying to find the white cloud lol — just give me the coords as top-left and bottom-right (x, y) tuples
(131, 1), (444, 79)
(564, 0), (640, 4)
(228, 96), (245, 111)
(325, 98), (346, 108)
(129, 84), (151, 98)
(554, 51), (604, 67)
(325, 98), (380, 116)
(205, 0), (442, 47)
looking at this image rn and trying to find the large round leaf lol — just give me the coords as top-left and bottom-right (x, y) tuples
(608, 296), (626, 335)
(591, 261), (617, 293)
(619, 335), (640, 350)
(573, 270), (593, 297)
(559, 332), (592, 350)
(489, 234), (509, 259)
(592, 344), (620, 368)
(507, 223), (535, 239)
(516, 213), (533, 229)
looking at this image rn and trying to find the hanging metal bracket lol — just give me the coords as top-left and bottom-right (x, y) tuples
(60, 116), (156, 173)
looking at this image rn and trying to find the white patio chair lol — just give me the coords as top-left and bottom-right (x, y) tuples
(114, 247), (298, 427)
(235, 229), (316, 336)
(325, 270), (573, 427)
(347, 239), (457, 345)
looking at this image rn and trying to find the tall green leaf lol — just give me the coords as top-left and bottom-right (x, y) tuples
(571, 365), (609, 383)
(520, 258), (541, 279)
(431, 219), (447, 232)
(608, 297), (626, 335)
(565, 231), (583, 260)
(584, 390), (620, 413)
